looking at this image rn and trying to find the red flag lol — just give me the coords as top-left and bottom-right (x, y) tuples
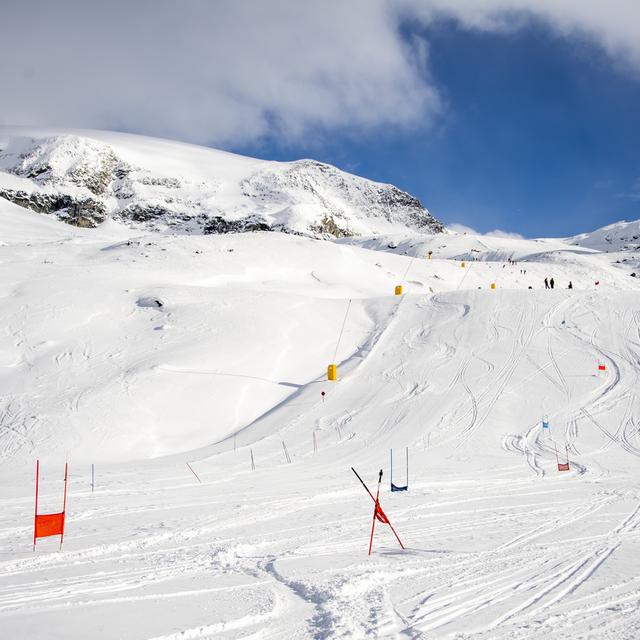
(33, 460), (68, 550)
(374, 502), (389, 524)
(35, 512), (65, 538)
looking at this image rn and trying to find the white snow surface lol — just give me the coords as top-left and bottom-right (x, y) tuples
(1, 202), (640, 639)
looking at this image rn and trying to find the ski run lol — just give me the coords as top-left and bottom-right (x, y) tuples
(1, 196), (640, 639)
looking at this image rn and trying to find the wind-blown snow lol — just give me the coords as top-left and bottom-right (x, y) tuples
(1, 199), (640, 639)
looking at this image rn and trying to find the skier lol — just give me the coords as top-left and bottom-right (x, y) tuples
(550, 277), (555, 289)
(568, 281), (573, 289)
(544, 278), (549, 289)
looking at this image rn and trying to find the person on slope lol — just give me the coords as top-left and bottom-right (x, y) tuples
(550, 277), (555, 289)
(544, 277), (549, 289)
(568, 281), (573, 289)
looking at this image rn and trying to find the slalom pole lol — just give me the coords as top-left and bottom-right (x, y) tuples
(390, 449), (393, 490)
(60, 462), (68, 550)
(282, 441), (291, 464)
(387, 516), (405, 550)
(369, 470), (383, 555)
(352, 467), (405, 551)
(186, 462), (202, 483)
(33, 459), (39, 551)
(91, 463), (95, 494)
(406, 446), (409, 490)
(351, 466), (376, 502)
(554, 443), (560, 466)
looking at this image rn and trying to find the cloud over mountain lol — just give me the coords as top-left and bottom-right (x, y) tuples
(1, 1), (638, 146)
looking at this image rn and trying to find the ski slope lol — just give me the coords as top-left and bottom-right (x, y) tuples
(1, 203), (639, 639)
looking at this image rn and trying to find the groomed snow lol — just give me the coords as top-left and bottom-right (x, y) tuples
(1, 203), (639, 639)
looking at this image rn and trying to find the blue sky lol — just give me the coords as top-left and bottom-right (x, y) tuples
(232, 19), (640, 238)
(3, 2), (640, 238)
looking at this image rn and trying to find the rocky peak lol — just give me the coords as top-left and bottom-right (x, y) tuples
(0, 129), (444, 238)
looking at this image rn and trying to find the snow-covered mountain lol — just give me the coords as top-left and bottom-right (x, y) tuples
(0, 127), (444, 238)
(567, 219), (640, 252)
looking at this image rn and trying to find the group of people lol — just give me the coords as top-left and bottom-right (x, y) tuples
(544, 277), (573, 289)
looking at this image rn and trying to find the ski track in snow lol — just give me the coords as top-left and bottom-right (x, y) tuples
(1, 211), (640, 638)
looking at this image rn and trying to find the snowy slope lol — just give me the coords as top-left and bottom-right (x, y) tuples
(1, 204), (640, 639)
(0, 127), (443, 238)
(568, 219), (640, 252)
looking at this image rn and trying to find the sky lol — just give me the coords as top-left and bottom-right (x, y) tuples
(1, 1), (639, 237)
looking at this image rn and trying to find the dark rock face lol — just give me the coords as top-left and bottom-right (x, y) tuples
(203, 215), (272, 234)
(0, 188), (106, 227)
(118, 203), (175, 223)
(309, 215), (354, 238)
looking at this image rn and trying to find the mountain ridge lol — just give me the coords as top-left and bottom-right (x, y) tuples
(0, 127), (444, 238)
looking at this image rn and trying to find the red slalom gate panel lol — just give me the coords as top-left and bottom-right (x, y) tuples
(558, 462), (570, 472)
(598, 364), (606, 371)
(35, 512), (65, 538)
(33, 460), (68, 550)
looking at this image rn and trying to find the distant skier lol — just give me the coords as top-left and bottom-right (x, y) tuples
(544, 278), (549, 289)
(550, 277), (555, 289)
(568, 281), (573, 289)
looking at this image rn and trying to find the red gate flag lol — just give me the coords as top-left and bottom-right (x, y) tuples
(555, 444), (571, 473)
(33, 460), (68, 550)
(351, 467), (404, 555)
(35, 512), (65, 538)
(374, 502), (389, 524)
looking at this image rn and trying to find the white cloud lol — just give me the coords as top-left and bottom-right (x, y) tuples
(0, 1), (638, 147)
(0, 1), (439, 146)
(447, 223), (524, 239)
(485, 228), (525, 239)
(398, 1), (640, 71)
(447, 223), (479, 235)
